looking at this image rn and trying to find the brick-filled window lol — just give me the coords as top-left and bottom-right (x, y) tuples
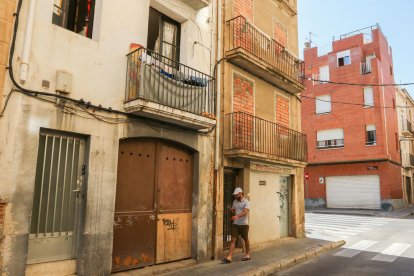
(234, 0), (253, 21)
(233, 73), (254, 150)
(276, 96), (290, 128)
(273, 21), (287, 48)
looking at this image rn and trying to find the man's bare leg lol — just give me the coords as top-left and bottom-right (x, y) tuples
(226, 237), (237, 261)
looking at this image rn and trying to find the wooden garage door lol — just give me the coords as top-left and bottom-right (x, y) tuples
(326, 175), (380, 209)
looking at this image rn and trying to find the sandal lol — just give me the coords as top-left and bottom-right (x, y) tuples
(222, 258), (232, 263)
(241, 256), (251, 261)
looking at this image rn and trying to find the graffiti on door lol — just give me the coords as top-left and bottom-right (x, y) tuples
(162, 218), (179, 231)
(277, 177), (288, 220)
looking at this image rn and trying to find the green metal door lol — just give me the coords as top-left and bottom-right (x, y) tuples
(28, 132), (85, 264)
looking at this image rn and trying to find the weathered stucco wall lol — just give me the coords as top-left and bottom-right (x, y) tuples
(0, 0), (215, 275)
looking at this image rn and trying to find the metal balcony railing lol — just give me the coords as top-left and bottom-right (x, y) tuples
(361, 61), (372, 74)
(225, 112), (307, 162)
(226, 16), (305, 86)
(125, 47), (215, 116)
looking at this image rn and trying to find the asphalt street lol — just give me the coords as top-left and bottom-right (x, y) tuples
(273, 213), (414, 276)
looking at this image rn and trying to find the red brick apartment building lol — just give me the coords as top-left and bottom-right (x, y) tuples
(302, 25), (403, 210)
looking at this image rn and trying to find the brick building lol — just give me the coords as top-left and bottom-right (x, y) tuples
(302, 25), (403, 210)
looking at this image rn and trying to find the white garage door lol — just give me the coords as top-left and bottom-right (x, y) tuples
(326, 175), (380, 209)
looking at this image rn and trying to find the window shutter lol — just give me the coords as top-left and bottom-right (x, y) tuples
(319, 66), (330, 82)
(337, 50), (350, 59)
(317, 129), (344, 141)
(364, 87), (374, 106)
(316, 95), (331, 114)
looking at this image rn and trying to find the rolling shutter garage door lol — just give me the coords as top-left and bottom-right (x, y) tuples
(326, 175), (380, 209)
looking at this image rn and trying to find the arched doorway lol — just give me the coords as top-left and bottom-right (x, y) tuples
(112, 139), (194, 272)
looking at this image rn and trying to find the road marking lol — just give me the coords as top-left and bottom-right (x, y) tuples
(371, 243), (411, 262)
(334, 240), (378, 258)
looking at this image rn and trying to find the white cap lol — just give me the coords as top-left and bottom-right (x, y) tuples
(233, 187), (243, 195)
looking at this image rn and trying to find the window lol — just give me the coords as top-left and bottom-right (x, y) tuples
(52, 0), (96, 38)
(366, 125), (376, 145)
(364, 87), (374, 107)
(317, 128), (344, 149)
(337, 50), (351, 66)
(319, 66), (330, 83)
(316, 95), (331, 114)
(147, 8), (181, 65)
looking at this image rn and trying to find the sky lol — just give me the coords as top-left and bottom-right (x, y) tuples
(298, 0), (414, 95)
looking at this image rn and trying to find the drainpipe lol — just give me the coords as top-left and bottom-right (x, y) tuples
(211, 0), (222, 260)
(214, 0), (222, 171)
(19, 0), (37, 83)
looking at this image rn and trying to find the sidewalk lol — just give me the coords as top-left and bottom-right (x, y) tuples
(306, 205), (414, 218)
(114, 238), (344, 276)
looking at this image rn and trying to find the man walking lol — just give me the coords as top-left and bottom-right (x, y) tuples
(222, 187), (250, 263)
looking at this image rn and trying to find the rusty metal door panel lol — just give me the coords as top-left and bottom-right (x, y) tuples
(112, 214), (156, 272)
(157, 143), (193, 212)
(156, 213), (192, 263)
(114, 140), (156, 212)
(112, 140), (157, 272)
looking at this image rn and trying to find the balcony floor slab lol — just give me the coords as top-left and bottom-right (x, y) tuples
(124, 98), (216, 130)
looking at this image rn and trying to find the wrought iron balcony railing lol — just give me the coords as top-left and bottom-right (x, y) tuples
(125, 47), (215, 117)
(225, 112), (307, 162)
(226, 16), (305, 88)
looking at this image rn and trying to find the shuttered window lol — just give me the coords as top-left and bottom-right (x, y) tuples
(364, 87), (374, 107)
(319, 66), (330, 82)
(316, 95), (331, 114)
(317, 128), (344, 149)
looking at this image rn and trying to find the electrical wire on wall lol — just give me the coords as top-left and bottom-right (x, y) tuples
(4, 0), (215, 136)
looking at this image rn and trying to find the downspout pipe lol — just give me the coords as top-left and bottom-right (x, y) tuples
(214, 0), (222, 171)
(19, 0), (37, 83)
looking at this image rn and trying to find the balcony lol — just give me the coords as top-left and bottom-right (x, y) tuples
(361, 61), (372, 74)
(180, 0), (210, 10)
(124, 48), (216, 130)
(226, 16), (305, 94)
(224, 112), (307, 164)
(402, 120), (413, 137)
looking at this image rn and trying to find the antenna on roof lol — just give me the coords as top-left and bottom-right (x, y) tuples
(305, 32), (317, 48)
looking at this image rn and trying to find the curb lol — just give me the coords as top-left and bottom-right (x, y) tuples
(241, 240), (346, 276)
(306, 210), (376, 217)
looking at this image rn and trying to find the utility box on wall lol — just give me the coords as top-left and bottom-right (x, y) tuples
(55, 71), (73, 94)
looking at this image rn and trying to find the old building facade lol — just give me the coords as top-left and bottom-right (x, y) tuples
(396, 87), (414, 205)
(302, 25), (403, 210)
(0, 0), (216, 275)
(214, 0), (307, 256)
